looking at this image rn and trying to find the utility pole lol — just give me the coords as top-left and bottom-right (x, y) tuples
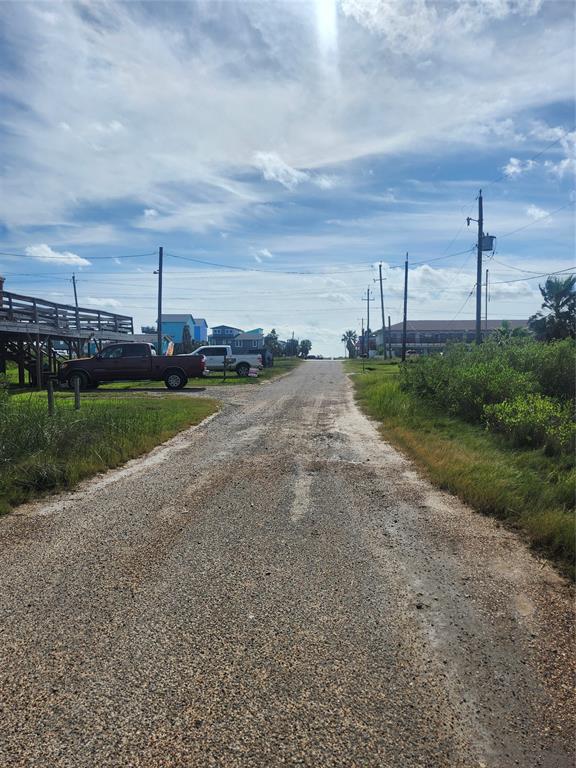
(362, 288), (375, 358)
(156, 246), (163, 355)
(72, 272), (80, 348)
(388, 315), (392, 359)
(467, 190), (484, 344)
(374, 263), (387, 359)
(485, 268), (489, 332)
(401, 253), (408, 362)
(361, 317), (365, 372)
(476, 191), (484, 344)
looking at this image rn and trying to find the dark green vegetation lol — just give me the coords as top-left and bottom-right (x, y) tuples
(346, 344), (575, 576)
(528, 275), (576, 341)
(0, 386), (218, 515)
(400, 339), (575, 453)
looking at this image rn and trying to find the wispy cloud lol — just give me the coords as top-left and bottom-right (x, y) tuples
(24, 244), (90, 267)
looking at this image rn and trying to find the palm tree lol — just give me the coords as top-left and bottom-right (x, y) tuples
(341, 330), (358, 358)
(493, 320), (529, 345)
(529, 275), (576, 341)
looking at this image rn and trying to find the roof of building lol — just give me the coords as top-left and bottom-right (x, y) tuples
(160, 314), (194, 323)
(381, 320), (527, 332)
(211, 325), (243, 333)
(234, 330), (264, 339)
(193, 318), (208, 326)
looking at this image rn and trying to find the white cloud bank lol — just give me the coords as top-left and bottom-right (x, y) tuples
(24, 244), (90, 266)
(0, 0), (572, 233)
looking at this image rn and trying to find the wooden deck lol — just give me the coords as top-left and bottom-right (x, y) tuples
(0, 288), (135, 385)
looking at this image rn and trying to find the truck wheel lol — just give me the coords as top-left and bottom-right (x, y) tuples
(236, 363), (250, 377)
(164, 370), (187, 390)
(67, 371), (89, 391)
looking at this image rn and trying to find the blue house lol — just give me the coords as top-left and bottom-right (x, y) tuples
(209, 324), (244, 345)
(160, 314), (195, 345)
(232, 328), (264, 351)
(192, 318), (208, 343)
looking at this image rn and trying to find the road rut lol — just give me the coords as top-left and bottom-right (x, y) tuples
(0, 361), (574, 767)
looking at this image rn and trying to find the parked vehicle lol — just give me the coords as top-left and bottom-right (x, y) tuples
(58, 342), (206, 390)
(188, 345), (263, 377)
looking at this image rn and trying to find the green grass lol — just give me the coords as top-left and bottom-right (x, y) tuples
(99, 356), (302, 390)
(347, 364), (575, 577)
(0, 390), (218, 515)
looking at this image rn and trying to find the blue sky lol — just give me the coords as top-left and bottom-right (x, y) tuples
(0, 0), (574, 355)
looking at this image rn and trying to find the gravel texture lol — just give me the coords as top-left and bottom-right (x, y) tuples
(0, 361), (574, 767)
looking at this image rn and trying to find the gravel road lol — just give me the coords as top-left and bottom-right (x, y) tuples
(0, 361), (574, 767)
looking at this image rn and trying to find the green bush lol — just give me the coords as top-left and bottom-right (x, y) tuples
(484, 394), (575, 454)
(400, 338), (576, 423)
(401, 349), (536, 421)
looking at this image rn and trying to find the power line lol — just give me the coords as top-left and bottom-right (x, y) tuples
(0, 250), (157, 260)
(483, 133), (572, 191)
(488, 266), (575, 285)
(497, 201), (575, 240)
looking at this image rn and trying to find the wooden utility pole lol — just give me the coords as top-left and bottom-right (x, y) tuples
(401, 253), (408, 362)
(388, 315), (392, 358)
(475, 191), (484, 344)
(485, 268), (489, 331)
(72, 273), (79, 308)
(156, 246), (163, 355)
(362, 288), (375, 358)
(376, 263), (387, 359)
(361, 317), (365, 372)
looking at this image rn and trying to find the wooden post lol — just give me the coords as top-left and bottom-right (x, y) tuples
(74, 376), (81, 410)
(35, 333), (42, 389)
(17, 340), (25, 386)
(223, 352), (227, 381)
(47, 378), (55, 416)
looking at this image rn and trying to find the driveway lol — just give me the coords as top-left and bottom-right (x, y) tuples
(0, 361), (573, 767)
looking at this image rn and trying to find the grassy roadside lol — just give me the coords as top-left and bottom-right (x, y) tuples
(345, 359), (575, 577)
(0, 390), (218, 515)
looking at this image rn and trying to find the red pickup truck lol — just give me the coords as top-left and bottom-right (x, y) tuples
(58, 342), (206, 390)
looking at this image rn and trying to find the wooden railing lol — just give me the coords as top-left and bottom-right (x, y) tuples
(0, 291), (133, 335)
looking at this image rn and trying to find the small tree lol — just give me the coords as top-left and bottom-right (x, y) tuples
(493, 320), (529, 346)
(341, 330), (357, 358)
(264, 328), (281, 354)
(284, 338), (299, 356)
(529, 275), (576, 341)
(298, 339), (312, 358)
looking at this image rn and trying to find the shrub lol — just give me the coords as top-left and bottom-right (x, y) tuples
(400, 338), (576, 423)
(485, 394), (575, 454)
(401, 349), (536, 422)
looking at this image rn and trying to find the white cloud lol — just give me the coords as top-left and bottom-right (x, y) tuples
(526, 204), (549, 221)
(253, 152), (309, 190)
(143, 209), (158, 218)
(85, 297), (122, 309)
(24, 244), (91, 266)
(340, 0), (543, 54)
(503, 157), (536, 178)
(0, 1), (572, 234)
(318, 292), (354, 303)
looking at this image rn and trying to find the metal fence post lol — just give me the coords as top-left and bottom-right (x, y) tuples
(74, 376), (81, 410)
(47, 378), (55, 416)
